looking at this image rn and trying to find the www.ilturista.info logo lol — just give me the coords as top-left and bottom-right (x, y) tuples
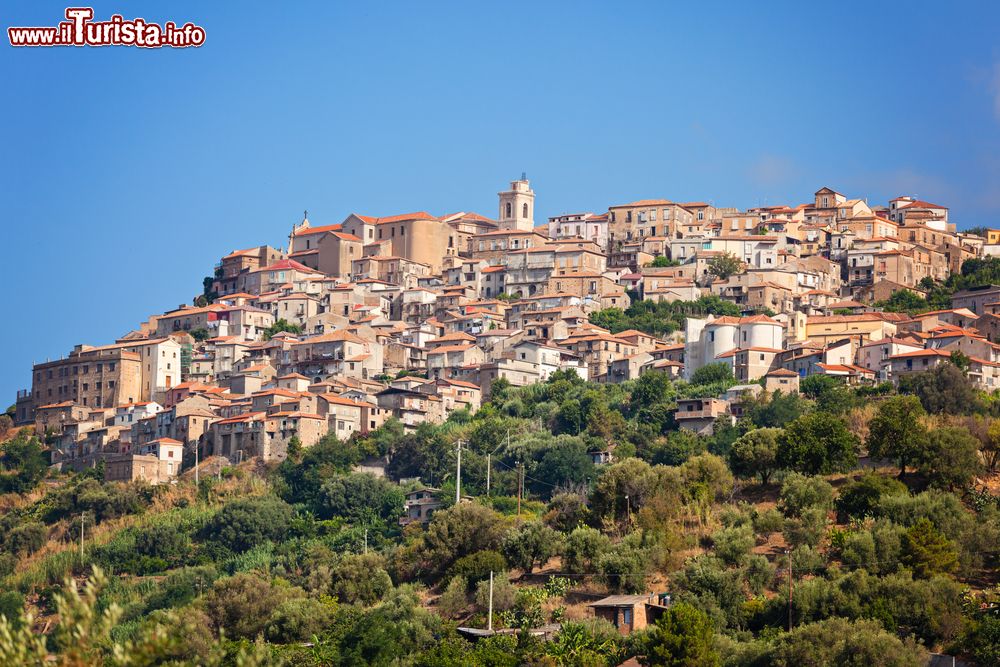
(8, 7), (205, 48)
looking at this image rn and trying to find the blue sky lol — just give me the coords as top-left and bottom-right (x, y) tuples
(2, 0), (1000, 403)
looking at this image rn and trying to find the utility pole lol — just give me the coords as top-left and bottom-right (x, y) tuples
(625, 494), (631, 526)
(364, 528), (369, 555)
(455, 440), (462, 504)
(786, 548), (793, 631)
(487, 570), (494, 632)
(79, 512), (85, 564)
(516, 461), (523, 517)
(194, 443), (199, 486)
(486, 453), (491, 496)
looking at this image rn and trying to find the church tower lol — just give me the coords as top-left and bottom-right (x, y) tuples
(498, 175), (535, 231)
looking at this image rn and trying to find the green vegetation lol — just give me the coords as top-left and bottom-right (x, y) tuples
(263, 318), (303, 341)
(2, 367), (1000, 664)
(646, 255), (680, 268)
(706, 251), (746, 280)
(590, 295), (741, 336)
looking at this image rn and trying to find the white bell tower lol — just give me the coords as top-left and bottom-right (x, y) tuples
(498, 174), (535, 231)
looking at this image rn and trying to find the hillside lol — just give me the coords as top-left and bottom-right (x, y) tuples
(2, 366), (1000, 666)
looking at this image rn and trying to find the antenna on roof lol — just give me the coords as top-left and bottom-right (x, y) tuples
(521, 171), (526, 181)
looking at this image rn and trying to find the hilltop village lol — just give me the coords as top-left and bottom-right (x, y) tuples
(12, 179), (996, 480)
(6, 179), (1000, 665)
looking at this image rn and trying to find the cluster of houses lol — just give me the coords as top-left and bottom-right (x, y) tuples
(12, 178), (1000, 486)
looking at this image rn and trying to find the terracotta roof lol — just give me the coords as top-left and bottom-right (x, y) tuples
(356, 212), (438, 224)
(255, 259), (321, 273)
(293, 223), (343, 236)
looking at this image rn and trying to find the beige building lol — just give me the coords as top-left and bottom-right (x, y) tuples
(215, 245), (285, 296)
(607, 199), (694, 245)
(105, 437), (184, 485)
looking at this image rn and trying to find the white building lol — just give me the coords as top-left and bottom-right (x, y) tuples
(684, 314), (784, 379)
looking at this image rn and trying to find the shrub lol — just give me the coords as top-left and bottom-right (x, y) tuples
(134, 523), (191, 566)
(201, 496), (293, 554)
(778, 473), (834, 517)
(501, 522), (563, 573)
(835, 472), (908, 521)
(783, 507), (828, 549)
(766, 617), (926, 666)
(6, 522), (46, 556)
(200, 572), (299, 639)
(564, 526), (611, 574)
(437, 576), (469, 620)
(475, 571), (516, 613)
(330, 553), (393, 605)
(317, 473), (405, 524)
(143, 566), (219, 613)
(751, 508), (784, 536)
(711, 524), (754, 566)
(448, 550), (507, 590)
(264, 597), (336, 643)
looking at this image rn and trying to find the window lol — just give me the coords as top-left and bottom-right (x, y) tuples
(505, 202), (512, 218)
(522, 203), (528, 218)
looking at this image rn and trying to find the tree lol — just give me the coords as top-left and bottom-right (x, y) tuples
(417, 503), (505, 578)
(778, 473), (834, 517)
(475, 572), (516, 612)
(777, 412), (858, 475)
(277, 432), (361, 506)
(648, 429), (706, 466)
(876, 289), (930, 315)
(865, 395), (928, 477)
(901, 518), (959, 578)
(690, 363), (733, 386)
(202, 496), (294, 553)
(711, 524), (754, 565)
(318, 472), (405, 524)
(835, 472), (908, 521)
(728, 427), (780, 484)
(437, 576), (469, 620)
(0, 567), (254, 667)
(330, 553), (393, 605)
(448, 550), (507, 589)
(564, 526), (611, 574)
(984, 419), (1000, 472)
(0, 432), (48, 494)
(597, 541), (649, 594)
(531, 437), (595, 497)
(962, 614), (1000, 667)
(265, 597), (336, 643)
(544, 492), (590, 532)
(765, 617), (926, 667)
(747, 390), (811, 427)
(918, 426), (982, 491)
(898, 363), (981, 414)
(501, 521), (563, 573)
(262, 318), (303, 341)
(706, 252), (746, 281)
(5, 522), (46, 556)
(647, 255), (680, 267)
(639, 602), (720, 667)
(201, 572), (298, 639)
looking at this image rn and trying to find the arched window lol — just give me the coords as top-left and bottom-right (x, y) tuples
(505, 202), (512, 218)
(522, 203), (528, 218)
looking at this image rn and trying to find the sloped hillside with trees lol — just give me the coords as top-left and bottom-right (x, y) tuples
(2, 364), (1000, 665)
